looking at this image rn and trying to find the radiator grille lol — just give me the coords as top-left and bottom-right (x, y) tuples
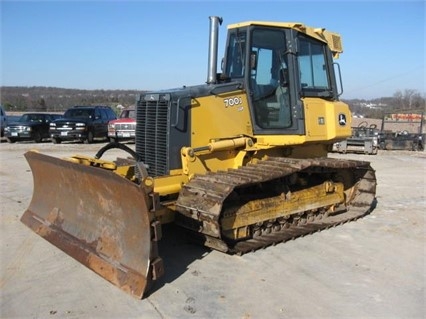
(115, 123), (136, 131)
(136, 94), (170, 177)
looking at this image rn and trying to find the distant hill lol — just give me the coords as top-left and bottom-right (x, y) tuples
(1, 86), (424, 119)
(0, 86), (145, 113)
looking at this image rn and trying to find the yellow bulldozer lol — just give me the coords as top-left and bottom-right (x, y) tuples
(21, 17), (377, 299)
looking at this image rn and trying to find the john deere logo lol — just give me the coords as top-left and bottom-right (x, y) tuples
(338, 113), (347, 126)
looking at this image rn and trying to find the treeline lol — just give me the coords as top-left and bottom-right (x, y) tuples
(1, 86), (424, 118)
(343, 89), (425, 118)
(0, 86), (145, 113)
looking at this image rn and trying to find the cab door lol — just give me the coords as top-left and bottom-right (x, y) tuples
(238, 27), (304, 136)
(92, 108), (104, 137)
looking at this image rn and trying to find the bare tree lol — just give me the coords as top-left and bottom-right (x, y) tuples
(393, 89), (425, 110)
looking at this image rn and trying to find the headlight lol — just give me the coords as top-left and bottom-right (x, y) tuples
(75, 123), (86, 131)
(108, 123), (115, 129)
(75, 122), (86, 130)
(24, 126), (32, 132)
(4, 127), (10, 132)
(50, 123), (56, 127)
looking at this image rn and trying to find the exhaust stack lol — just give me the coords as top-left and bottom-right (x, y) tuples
(207, 16), (223, 84)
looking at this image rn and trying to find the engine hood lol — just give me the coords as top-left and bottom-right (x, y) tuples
(54, 117), (91, 124)
(110, 118), (135, 124)
(7, 121), (45, 127)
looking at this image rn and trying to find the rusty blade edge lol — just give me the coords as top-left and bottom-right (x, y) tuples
(21, 209), (148, 299)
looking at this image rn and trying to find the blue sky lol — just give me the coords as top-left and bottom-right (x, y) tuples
(1, 0), (424, 99)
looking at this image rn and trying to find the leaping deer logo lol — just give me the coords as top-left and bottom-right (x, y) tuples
(338, 114), (347, 126)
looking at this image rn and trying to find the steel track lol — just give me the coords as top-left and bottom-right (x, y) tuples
(176, 157), (377, 255)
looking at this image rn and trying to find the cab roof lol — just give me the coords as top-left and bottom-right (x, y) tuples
(227, 20), (343, 57)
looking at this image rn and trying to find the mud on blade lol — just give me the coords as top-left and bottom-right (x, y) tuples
(21, 151), (163, 298)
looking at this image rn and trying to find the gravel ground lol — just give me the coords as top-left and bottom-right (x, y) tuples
(0, 140), (425, 319)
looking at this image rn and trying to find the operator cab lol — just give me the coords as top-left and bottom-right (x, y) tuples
(222, 22), (342, 135)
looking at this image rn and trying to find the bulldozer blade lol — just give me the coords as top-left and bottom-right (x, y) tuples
(21, 151), (157, 298)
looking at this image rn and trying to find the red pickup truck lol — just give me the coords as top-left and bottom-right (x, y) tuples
(107, 106), (136, 143)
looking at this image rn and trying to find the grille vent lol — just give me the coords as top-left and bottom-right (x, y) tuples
(115, 123), (136, 130)
(135, 94), (170, 177)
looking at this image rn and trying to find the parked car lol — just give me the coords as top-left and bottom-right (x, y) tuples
(4, 113), (62, 143)
(49, 105), (117, 144)
(0, 105), (7, 137)
(107, 106), (136, 143)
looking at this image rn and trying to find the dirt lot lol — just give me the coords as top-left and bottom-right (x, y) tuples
(0, 140), (425, 319)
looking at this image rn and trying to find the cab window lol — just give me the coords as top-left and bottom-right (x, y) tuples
(225, 32), (246, 78)
(250, 28), (292, 129)
(298, 36), (331, 95)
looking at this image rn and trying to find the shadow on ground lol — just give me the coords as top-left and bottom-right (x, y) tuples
(146, 223), (210, 296)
